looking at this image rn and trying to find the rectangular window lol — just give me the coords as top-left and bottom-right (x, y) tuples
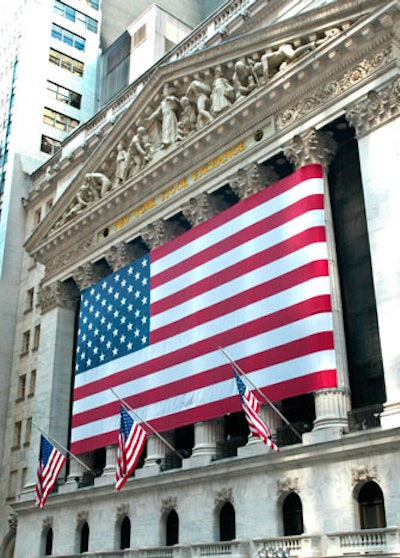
(21, 331), (30, 355)
(34, 207), (42, 224)
(49, 48), (84, 77)
(46, 199), (53, 212)
(41, 135), (61, 155)
(26, 288), (34, 312)
(29, 369), (36, 397)
(25, 418), (32, 445)
(43, 107), (79, 133)
(33, 325), (40, 351)
(47, 81), (82, 109)
(133, 24), (147, 48)
(54, 1), (98, 33)
(14, 421), (22, 447)
(17, 374), (26, 400)
(51, 23), (85, 51)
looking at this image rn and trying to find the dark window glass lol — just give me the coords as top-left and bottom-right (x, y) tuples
(220, 502), (235, 541)
(359, 482), (386, 529)
(283, 493), (304, 536)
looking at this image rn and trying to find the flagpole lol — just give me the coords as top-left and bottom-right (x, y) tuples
(110, 389), (185, 461)
(32, 421), (94, 473)
(219, 347), (303, 441)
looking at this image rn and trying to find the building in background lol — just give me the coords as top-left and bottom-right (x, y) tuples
(2, 0), (400, 557)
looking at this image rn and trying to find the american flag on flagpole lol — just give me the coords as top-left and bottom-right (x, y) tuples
(232, 366), (279, 452)
(71, 164), (337, 454)
(116, 405), (147, 490)
(35, 435), (66, 508)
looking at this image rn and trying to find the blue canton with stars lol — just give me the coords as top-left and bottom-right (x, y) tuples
(75, 254), (150, 374)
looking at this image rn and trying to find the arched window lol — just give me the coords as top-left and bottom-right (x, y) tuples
(166, 510), (179, 546)
(80, 522), (89, 553)
(358, 481), (386, 529)
(120, 516), (131, 550)
(45, 528), (53, 556)
(220, 502), (236, 541)
(282, 493), (304, 536)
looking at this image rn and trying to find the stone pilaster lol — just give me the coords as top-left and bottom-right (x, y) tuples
(25, 280), (79, 492)
(283, 128), (351, 442)
(347, 79), (400, 428)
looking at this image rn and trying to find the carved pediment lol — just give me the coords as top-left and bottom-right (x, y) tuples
(25, 0), (399, 272)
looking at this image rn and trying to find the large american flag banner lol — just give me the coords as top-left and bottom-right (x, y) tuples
(71, 164), (337, 454)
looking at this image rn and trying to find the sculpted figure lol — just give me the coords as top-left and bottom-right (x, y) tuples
(57, 172), (111, 226)
(232, 58), (258, 100)
(146, 83), (180, 148)
(257, 41), (316, 83)
(186, 79), (213, 129)
(115, 142), (127, 185)
(210, 66), (234, 115)
(125, 127), (152, 177)
(177, 96), (197, 139)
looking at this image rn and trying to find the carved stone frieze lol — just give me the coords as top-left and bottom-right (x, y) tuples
(38, 280), (79, 314)
(141, 219), (185, 250)
(45, 238), (94, 277)
(277, 477), (299, 496)
(276, 47), (392, 130)
(283, 128), (337, 169)
(48, 26), (344, 232)
(54, 173), (112, 231)
(230, 163), (279, 199)
(346, 77), (400, 137)
(351, 465), (378, 485)
(215, 487), (233, 506)
(73, 262), (109, 292)
(181, 192), (227, 227)
(161, 496), (177, 512)
(105, 242), (146, 271)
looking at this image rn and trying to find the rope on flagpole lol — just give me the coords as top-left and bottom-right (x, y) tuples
(110, 388), (185, 461)
(219, 347), (303, 441)
(32, 421), (94, 473)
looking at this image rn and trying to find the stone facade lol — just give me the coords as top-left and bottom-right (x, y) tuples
(2, 1), (400, 557)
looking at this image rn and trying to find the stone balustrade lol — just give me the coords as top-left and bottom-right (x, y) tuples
(38, 529), (400, 558)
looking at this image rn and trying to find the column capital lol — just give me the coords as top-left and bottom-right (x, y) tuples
(141, 219), (185, 250)
(105, 241), (145, 271)
(282, 128), (337, 170)
(230, 163), (279, 199)
(181, 192), (227, 227)
(346, 77), (400, 138)
(72, 261), (109, 291)
(38, 280), (79, 314)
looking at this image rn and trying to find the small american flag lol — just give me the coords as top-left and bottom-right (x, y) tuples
(232, 367), (279, 452)
(35, 435), (66, 508)
(116, 405), (147, 490)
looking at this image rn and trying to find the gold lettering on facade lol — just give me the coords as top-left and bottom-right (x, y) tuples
(98, 138), (249, 241)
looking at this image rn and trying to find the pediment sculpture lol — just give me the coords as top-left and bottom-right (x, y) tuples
(54, 27), (343, 231)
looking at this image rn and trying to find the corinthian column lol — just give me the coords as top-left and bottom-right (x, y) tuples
(347, 78), (400, 428)
(283, 128), (351, 442)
